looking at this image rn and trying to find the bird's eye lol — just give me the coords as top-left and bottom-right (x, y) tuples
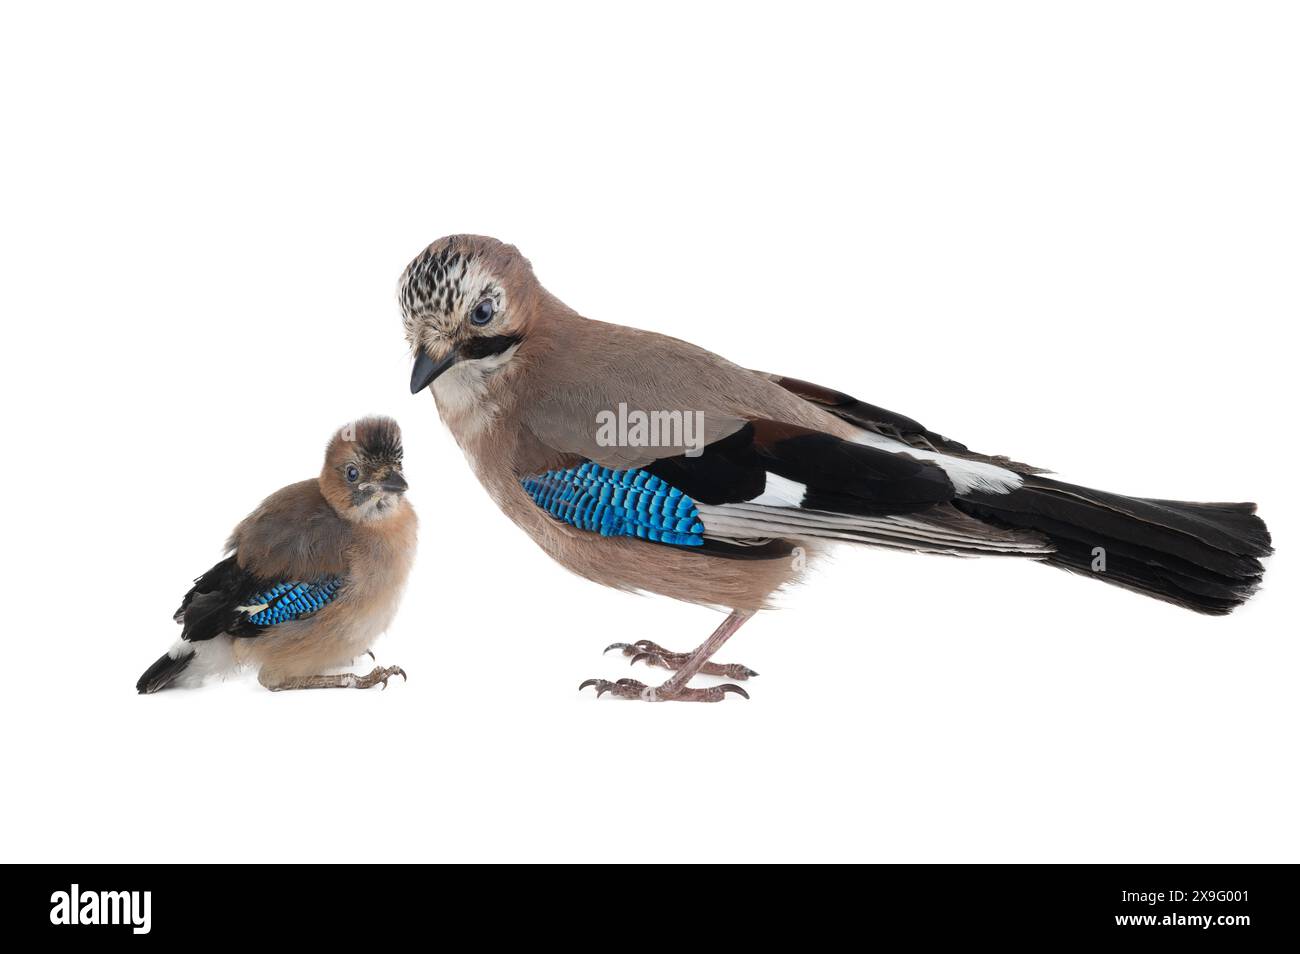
(345, 464), (360, 483)
(470, 298), (496, 326)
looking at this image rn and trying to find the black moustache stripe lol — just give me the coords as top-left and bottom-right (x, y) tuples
(461, 334), (523, 361)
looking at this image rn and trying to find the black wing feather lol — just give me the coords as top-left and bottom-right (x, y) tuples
(173, 554), (271, 641)
(645, 420), (955, 515)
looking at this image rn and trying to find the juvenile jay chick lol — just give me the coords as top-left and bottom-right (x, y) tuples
(136, 417), (417, 693)
(400, 235), (1271, 703)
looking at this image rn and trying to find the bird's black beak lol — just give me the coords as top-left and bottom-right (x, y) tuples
(410, 347), (459, 394)
(379, 471), (408, 494)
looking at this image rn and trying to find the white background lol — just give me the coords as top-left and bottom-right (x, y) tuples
(1, 2), (1295, 863)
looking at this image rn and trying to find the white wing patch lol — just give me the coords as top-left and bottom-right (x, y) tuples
(699, 421), (1035, 556)
(750, 473), (808, 507)
(848, 429), (1023, 495)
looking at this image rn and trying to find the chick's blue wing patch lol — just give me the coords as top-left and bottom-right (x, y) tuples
(522, 463), (704, 546)
(241, 578), (345, 626)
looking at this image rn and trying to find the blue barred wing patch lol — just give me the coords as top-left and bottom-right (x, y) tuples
(244, 578), (345, 626)
(522, 463), (705, 547)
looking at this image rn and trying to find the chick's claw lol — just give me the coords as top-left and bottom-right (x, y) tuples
(356, 665), (407, 690)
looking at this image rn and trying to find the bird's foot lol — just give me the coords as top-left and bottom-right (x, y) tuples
(266, 665), (407, 691)
(603, 639), (757, 680)
(578, 677), (749, 703)
(352, 665), (406, 689)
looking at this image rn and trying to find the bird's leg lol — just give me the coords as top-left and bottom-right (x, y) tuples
(603, 639), (758, 680)
(652, 610), (753, 699)
(581, 609), (754, 702)
(265, 665), (407, 691)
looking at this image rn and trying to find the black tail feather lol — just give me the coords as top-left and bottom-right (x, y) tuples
(956, 476), (1271, 615)
(136, 650), (194, 694)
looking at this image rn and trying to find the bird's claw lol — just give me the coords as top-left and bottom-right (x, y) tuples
(359, 665), (407, 690)
(578, 676), (748, 702)
(605, 639), (757, 680)
(578, 677), (647, 700)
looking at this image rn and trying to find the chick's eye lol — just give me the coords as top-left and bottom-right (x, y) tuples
(345, 465), (360, 483)
(470, 298), (495, 325)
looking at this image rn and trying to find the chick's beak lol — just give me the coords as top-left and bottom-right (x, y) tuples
(380, 471), (408, 494)
(410, 346), (460, 394)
